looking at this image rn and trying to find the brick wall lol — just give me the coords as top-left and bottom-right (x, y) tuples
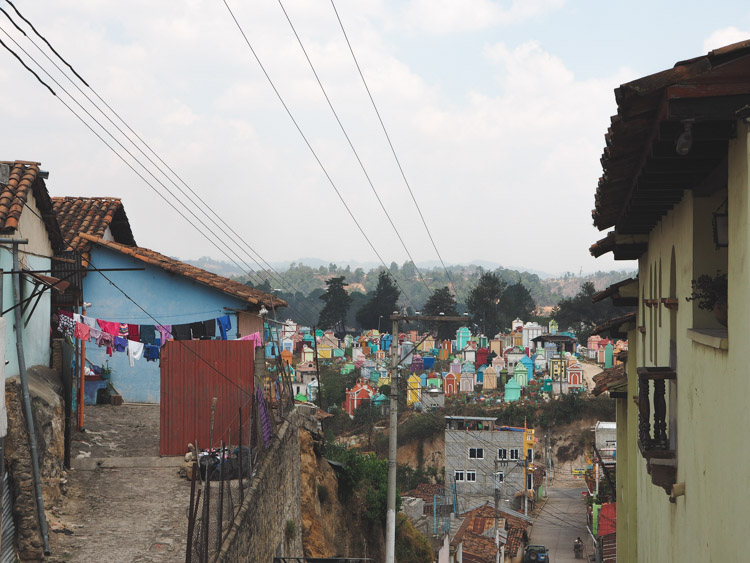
(217, 407), (318, 562)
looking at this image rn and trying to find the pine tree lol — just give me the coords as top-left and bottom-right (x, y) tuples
(356, 271), (401, 330)
(318, 276), (352, 335)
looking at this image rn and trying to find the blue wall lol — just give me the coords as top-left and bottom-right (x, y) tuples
(82, 246), (249, 403)
(0, 249), (51, 378)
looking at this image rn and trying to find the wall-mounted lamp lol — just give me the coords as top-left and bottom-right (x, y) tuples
(675, 119), (694, 156)
(259, 306), (269, 317)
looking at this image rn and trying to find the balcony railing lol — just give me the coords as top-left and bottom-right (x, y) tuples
(636, 367), (677, 494)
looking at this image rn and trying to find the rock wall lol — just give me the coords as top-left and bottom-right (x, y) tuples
(217, 407), (317, 562)
(4, 367), (66, 561)
(299, 429), (385, 560)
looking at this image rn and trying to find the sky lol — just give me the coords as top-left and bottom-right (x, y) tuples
(1, 0), (749, 277)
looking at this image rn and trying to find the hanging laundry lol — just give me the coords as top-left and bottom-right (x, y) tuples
(217, 315), (232, 340)
(144, 344), (160, 362)
(127, 324), (139, 342)
(140, 325), (156, 345)
(57, 311), (75, 337)
(118, 323), (129, 338)
(73, 322), (90, 341)
(256, 387), (273, 447)
(127, 340), (144, 367)
(88, 327), (102, 343)
(156, 325), (172, 347)
(171, 324), (191, 341)
(81, 315), (97, 329)
(114, 336), (128, 353)
(203, 319), (216, 339)
(73, 313), (81, 323)
(96, 332), (115, 357)
(97, 319), (120, 337)
(188, 321), (206, 340)
(239, 332), (263, 348)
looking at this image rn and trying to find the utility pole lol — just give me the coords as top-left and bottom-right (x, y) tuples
(385, 313), (466, 563)
(493, 459), (500, 558)
(544, 434), (548, 497)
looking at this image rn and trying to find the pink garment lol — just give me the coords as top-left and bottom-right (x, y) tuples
(74, 322), (90, 341)
(239, 332), (263, 348)
(97, 319), (120, 337)
(156, 325), (173, 347)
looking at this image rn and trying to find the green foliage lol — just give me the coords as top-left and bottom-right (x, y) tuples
(687, 271), (727, 310)
(397, 412), (444, 446)
(395, 513), (433, 563)
(323, 445), (397, 525)
(467, 272), (507, 336)
(284, 519), (296, 541)
(318, 276), (352, 334)
(356, 271), (401, 329)
(422, 286), (461, 339)
(552, 281), (633, 341)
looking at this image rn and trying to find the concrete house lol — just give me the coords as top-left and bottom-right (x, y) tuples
(587, 41), (750, 562)
(444, 416), (528, 510)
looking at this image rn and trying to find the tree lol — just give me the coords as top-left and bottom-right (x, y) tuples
(356, 271), (401, 330)
(422, 286), (461, 340)
(499, 281), (536, 328)
(318, 276), (352, 335)
(553, 281), (633, 341)
(466, 272), (507, 336)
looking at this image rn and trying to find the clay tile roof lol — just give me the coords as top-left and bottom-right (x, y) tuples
(592, 363), (627, 396)
(0, 161), (63, 248)
(462, 531), (498, 563)
(406, 483), (443, 501)
(77, 233), (287, 309)
(505, 526), (525, 557)
(51, 197), (136, 267)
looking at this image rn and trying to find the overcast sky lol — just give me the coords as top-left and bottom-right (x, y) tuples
(2, 1), (748, 276)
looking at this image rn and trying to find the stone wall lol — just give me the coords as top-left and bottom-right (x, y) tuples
(5, 367), (66, 561)
(217, 407), (318, 562)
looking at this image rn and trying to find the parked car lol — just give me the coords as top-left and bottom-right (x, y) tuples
(524, 544), (549, 562)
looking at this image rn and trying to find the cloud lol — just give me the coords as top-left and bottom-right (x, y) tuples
(399, 0), (565, 34)
(702, 26), (750, 52)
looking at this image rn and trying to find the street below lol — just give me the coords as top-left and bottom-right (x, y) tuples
(530, 466), (592, 563)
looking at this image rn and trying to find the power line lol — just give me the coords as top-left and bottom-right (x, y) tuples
(0, 16), (322, 327)
(329, 0), (460, 301)
(276, 0), (433, 296)
(218, 0), (418, 311)
(1, 4), (324, 327)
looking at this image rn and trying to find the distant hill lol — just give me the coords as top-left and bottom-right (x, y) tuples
(178, 257), (634, 310)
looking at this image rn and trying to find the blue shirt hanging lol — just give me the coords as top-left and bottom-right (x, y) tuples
(217, 315), (232, 340)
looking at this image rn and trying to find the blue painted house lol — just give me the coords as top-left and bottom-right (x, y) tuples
(52, 197), (282, 403)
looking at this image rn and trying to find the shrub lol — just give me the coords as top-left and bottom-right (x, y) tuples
(285, 519), (296, 541)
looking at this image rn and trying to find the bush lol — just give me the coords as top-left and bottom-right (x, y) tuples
(285, 519), (296, 541)
(398, 412), (444, 446)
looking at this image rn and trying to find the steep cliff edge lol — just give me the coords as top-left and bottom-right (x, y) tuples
(299, 430), (385, 560)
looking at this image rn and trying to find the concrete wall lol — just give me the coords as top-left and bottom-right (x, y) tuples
(82, 245), (250, 403)
(218, 407), (318, 562)
(1, 192), (54, 378)
(624, 122), (750, 561)
(445, 428), (525, 502)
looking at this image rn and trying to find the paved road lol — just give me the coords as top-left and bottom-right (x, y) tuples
(530, 474), (592, 563)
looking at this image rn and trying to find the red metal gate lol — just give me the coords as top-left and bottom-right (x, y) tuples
(160, 340), (254, 456)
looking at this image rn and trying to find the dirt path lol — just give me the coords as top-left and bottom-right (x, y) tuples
(48, 405), (192, 562)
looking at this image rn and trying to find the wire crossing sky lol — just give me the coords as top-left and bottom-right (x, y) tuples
(2, 1), (749, 275)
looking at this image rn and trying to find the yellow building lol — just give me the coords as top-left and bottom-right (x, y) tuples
(589, 42), (750, 562)
(406, 374), (421, 406)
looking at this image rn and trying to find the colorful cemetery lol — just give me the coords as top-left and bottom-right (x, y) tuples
(444, 373), (458, 396)
(504, 377), (521, 402)
(483, 366), (498, 390)
(344, 378), (376, 416)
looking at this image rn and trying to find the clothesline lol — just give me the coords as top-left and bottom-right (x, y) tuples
(57, 310), (234, 367)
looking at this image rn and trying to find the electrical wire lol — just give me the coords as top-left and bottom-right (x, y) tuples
(1, 5), (325, 326)
(276, 0), (433, 296)
(329, 0), (460, 301)
(218, 0), (419, 311)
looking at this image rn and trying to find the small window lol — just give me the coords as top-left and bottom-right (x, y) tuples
(510, 449), (519, 460)
(455, 470), (464, 482)
(469, 447), (484, 460)
(493, 471), (504, 488)
(466, 470), (476, 482)
(498, 448), (507, 460)
(526, 448), (533, 462)
(527, 473), (533, 490)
